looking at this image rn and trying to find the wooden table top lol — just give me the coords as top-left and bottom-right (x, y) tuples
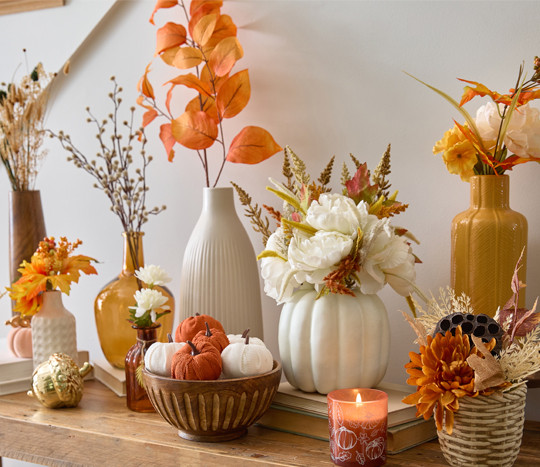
(0, 380), (538, 466)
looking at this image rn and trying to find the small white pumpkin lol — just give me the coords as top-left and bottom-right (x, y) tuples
(221, 335), (273, 378)
(227, 329), (265, 347)
(144, 335), (186, 377)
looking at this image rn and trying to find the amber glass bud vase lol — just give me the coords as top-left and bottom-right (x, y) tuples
(125, 324), (159, 412)
(94, 232), (174, 368)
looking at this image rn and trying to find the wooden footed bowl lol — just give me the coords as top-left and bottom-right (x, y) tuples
(142, 360), (282, 442)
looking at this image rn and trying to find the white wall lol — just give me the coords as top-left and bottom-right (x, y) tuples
(1, 0), (539, 427)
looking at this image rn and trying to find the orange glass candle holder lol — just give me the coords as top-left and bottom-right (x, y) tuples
(327, 388), (388, 466)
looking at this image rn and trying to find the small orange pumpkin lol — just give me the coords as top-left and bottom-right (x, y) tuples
(6, 316), (33, 359)
(174, 313), (225, 343)
(171, 340), (222, 380)
(192, 322), (229, 352)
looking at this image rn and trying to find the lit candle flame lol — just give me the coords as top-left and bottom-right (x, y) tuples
(356, 393), (362, 405)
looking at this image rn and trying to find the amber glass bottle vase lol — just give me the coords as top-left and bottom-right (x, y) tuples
(94, 232), (174, 368)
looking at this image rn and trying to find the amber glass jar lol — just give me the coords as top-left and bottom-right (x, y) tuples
(94, 232), (174, 368)
(125, 325), (159, 412)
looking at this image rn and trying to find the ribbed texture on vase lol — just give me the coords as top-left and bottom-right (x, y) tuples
(279, 289), (390, 394)
(31, 292), (77, 368)
(451, 176), (527, 317)
(179, 188), (263, 338)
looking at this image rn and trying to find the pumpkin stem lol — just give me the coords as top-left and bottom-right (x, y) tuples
(195, 312), (200, 316)
(167, 333), (173, 343)
(245, 335), (250, 345)
(187, 340), (200, 356)
(241, 329), (250, 338)
(204, 322), (212, 337)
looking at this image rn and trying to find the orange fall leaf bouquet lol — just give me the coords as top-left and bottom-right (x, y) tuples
(138, 0), (282, 187)
(402, 254), (540, 434)
(6, 237), (97, 317)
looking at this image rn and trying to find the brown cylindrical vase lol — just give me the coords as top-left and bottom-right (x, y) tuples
(8, 190), (46, 314)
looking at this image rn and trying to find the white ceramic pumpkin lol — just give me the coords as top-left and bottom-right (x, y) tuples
(221, 336), (273, 378)
(279, 288), (389, 394)
(144, 341), (186, 377)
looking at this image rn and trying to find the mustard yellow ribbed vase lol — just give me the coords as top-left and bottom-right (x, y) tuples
(451, 175), (527, 317)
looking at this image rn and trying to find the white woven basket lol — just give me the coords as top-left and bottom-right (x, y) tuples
(437, 384), (527, 467)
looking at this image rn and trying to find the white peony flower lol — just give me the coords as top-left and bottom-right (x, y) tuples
(305, 193), (362, 236)
(132, 288), (169, 320)
(288, 231), (353, 285)
(135, 264), (171, 287)
(476, 102), (540, 157)
(260, 228), (300, 303)
(356, 226), (415, 296)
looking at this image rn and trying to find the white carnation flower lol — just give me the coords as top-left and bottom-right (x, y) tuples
(288, 231), (353, 285)
(135, 264), (171, 287)
(305, 193), (362, 236)
(132, 288), (169, 319)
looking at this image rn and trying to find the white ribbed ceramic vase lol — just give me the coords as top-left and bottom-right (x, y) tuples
(279, 289), (390, 394)
(31, 290), (78, 368)
(179, 187), (264, 338)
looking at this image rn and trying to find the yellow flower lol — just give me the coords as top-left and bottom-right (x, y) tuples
(433, 125), (478, 181)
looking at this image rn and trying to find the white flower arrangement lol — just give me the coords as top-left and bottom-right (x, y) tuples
(234, 146), (419, 304)
(128, 265), (171, 327)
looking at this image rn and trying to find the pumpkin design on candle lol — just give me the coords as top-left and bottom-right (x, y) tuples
(328, 389), (387, 467)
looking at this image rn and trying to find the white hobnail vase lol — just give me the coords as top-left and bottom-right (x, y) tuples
(31, 290), (78, 368)
(178, 187), (264, 338)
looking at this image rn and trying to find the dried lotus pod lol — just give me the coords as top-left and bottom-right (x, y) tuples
(433, 312), (503, 354)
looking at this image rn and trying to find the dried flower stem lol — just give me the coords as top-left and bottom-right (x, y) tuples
(0, 59), (55, 191)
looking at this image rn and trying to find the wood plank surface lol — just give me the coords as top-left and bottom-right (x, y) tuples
(0, 0), (64, 16)
(0, 380), (538, 466)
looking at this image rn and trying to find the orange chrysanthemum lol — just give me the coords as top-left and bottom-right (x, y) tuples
(402, 327), (495, 434)
(6, 237), (97, 317)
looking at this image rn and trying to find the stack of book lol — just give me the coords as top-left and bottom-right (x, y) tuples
(92, 358), (126, 396)
(257, 381), (436, 454)
(0, 340), (92, 396)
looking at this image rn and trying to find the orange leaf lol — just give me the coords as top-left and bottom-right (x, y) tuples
(227, 126), (281, 164)
(458, 79), (503, 107)
(160, 123), (176, 161)
(137, 63), (155, 99)
(188, 1), (222, 39)
(208, 37), (243, 77)
(190, 0), (222, 16)
(202, 14), (237, 55)
(156, 22), (187, 55)
(201, 64), (227, 94)
(186, 95), (218, 122)
(171, 110), (218, 150)
(160, 46), (179, 66)
(143, 108), (158, 127)
(172, 47), (203, 69)
(150, 0), (178, 25)
(192, 14), (218, 47)
(216, 69), (250, 119)
(168, 73), (213, 97)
